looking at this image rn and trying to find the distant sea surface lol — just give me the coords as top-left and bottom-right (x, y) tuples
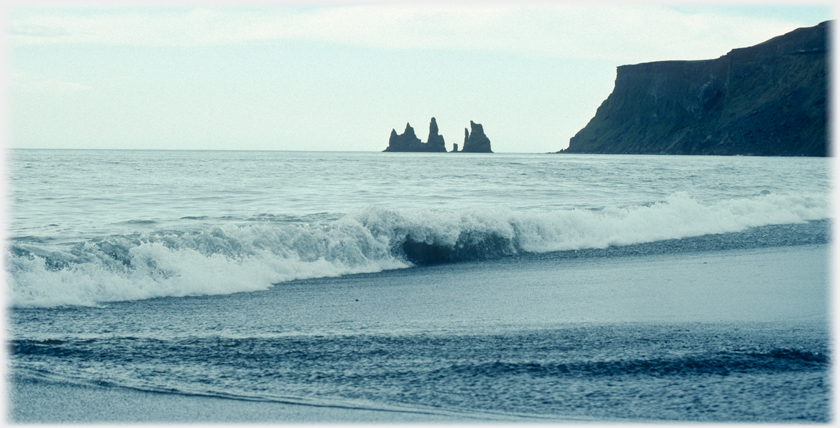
(7, 150), (832, 422)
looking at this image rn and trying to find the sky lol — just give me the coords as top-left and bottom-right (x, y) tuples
(4, 2), (834, 153)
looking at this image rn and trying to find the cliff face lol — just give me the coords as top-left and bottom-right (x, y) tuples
(561, 21), (829, 156)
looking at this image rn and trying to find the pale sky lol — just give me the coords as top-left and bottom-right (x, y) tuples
(5, 2), (834, 153)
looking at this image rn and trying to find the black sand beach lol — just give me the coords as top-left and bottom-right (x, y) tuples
(10, 374), (506, 423)
(8, 242), (830, 423)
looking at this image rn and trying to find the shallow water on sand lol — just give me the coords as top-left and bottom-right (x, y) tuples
(10, 243), (830, 422)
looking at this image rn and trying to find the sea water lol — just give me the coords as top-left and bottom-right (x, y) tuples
(6, 149), (832, 422)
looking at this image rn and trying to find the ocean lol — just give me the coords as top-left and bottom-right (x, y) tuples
(6, 149), (832, 422)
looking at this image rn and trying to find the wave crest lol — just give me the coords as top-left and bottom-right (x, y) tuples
(7, 191), (829, 307)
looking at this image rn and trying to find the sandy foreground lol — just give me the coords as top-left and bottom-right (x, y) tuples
(8, 375), (535, 424)
(7, 244), (831, 424)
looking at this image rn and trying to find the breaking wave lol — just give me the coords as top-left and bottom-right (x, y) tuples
(7, 191), (829, 307)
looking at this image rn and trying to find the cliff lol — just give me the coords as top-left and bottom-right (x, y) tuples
(560, 21), (830, 156)
(384, 118), (447, 152)
(460, 121), (493, 153)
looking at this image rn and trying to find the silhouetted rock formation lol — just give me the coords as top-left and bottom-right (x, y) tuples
(559, 21), (829, 156)
(461, 121), (493, 153)
(384, 118), (447, 152)
(426, 117), (446, 152)
(385, 123), (421, 152)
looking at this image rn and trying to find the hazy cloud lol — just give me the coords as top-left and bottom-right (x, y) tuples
(9, 5), (814, 62)
(11, 72), (91, 93)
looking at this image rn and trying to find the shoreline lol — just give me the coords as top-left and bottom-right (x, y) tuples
(8, 243), (830, 424)
(9, 374), (529, 424)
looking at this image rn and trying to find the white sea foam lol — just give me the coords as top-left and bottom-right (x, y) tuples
(8, 221), (409, 308)
(7, 191), (829, 308)
(510, 191), (828, 252)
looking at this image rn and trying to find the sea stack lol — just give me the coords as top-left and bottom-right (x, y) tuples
(460, 121), (493, 153)
(426, 117), (446, 152)
(384, 123), (422, 152)
(383, 118), (448, 152)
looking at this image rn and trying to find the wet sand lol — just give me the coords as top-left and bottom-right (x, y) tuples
(7, 243), (830, 424)
(8, 374), (518, 424)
